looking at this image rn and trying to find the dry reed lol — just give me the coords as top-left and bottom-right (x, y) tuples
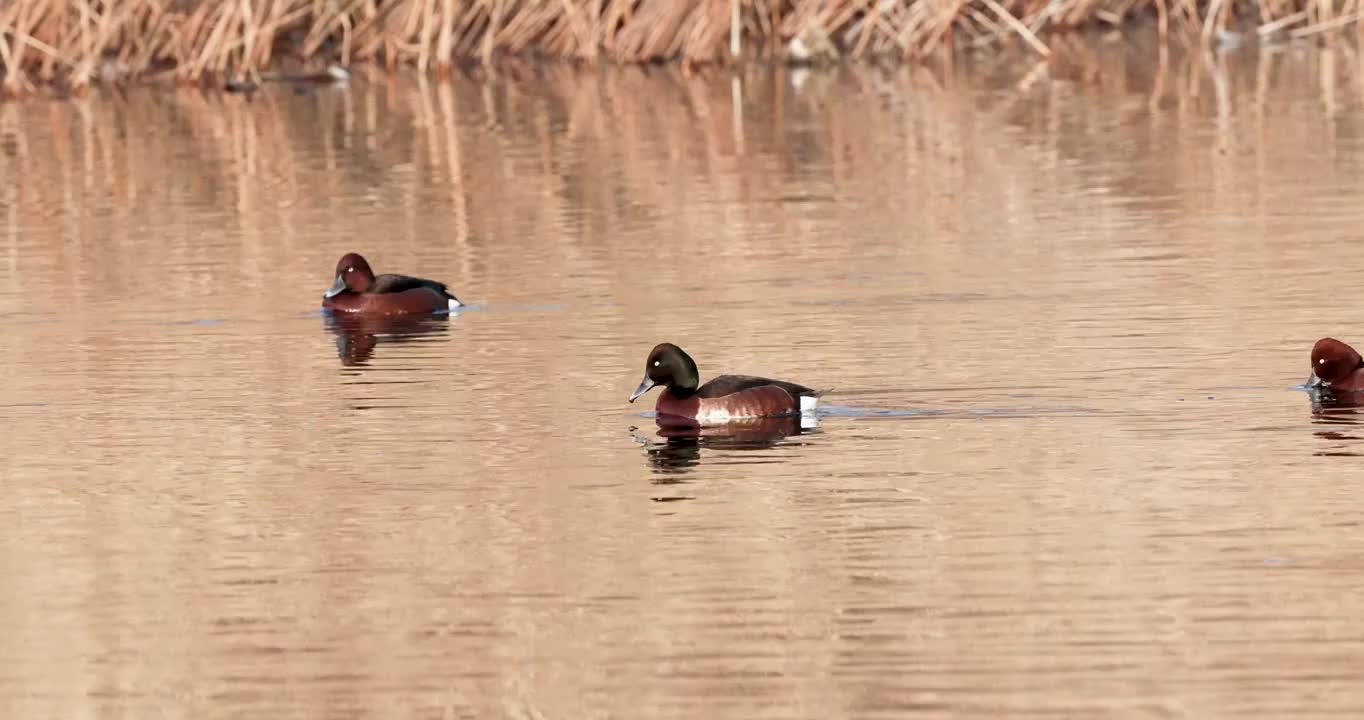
(0, 0), (1361, 96)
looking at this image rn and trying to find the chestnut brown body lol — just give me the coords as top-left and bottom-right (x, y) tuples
(629, 343), (824, 425)
(323, 287), (456, 315)
(655, 384), (803, 423)
(322, 252), (462, 315)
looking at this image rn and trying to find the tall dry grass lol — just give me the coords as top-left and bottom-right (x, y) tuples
(0, 0), (1362, 96)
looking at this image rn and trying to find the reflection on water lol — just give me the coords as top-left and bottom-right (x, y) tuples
(1308, 389), (1364, 456)
(1309, 391), (1364, 412)
(325, 311), (452, 367)
(6, 33), (1364, 718)
(636, 415), (818, 478)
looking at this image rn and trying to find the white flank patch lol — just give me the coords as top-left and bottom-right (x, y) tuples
(694, 407), (739, 424)
(448, 298), (463, 310)
(692, 396), (820, 425)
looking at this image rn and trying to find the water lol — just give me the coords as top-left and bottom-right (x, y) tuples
(4, 37), (1364, 718)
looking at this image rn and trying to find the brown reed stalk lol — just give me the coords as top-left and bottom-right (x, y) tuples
(0, 0), (1350, 97)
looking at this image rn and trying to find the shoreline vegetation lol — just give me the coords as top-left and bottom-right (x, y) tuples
(0, 1), (1361, 97)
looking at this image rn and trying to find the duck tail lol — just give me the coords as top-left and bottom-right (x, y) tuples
(800, 389), (830, 412)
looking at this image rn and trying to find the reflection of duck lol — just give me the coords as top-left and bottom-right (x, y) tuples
(1309, 404), (1364, 456)
(224, 65), (350, 94)
(264, 65), (351, 85)
(654, 414), (810, 441)
(1311, 392), (1364, 411)
(637, 415), (816, 475)
(325, 312), (450, 367)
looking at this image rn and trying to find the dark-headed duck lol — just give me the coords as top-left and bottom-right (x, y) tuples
(322, 253), (462, 315)
(1309, 337), (1364, 391)
(628, 343), (824, 424)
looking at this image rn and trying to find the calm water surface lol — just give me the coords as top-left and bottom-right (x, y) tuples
(4, 39), (1364, 718)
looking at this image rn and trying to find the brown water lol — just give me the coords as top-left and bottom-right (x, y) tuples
(4, 37), (1364, 718)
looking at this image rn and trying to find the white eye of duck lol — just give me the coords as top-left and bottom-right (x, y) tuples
(347, 266), (354, 273)
(1320, 358), (1326, 364)
(653, 360), (660, 367)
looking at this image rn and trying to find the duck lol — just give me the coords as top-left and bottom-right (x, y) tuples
(321, 252), (462, 315)
(1308, 337), (1364, 391)
(628, 343), (824, 424)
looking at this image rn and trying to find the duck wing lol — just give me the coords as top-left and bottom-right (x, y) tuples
(371, 273), (459, 302)
(697, 374), (819, 399)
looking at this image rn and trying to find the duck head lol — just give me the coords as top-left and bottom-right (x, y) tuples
(630, 343), (700, 402)
(324, 253), (376, 298)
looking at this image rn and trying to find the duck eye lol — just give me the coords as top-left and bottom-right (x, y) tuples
(347, 266), (354, 273)
(1320, 358), (1326, 365)
(653, 360), (660, 367)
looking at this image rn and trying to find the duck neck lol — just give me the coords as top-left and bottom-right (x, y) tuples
(669, 353), (701, 397)
(666, 384), (698, 400)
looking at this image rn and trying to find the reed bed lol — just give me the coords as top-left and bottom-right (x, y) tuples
(1, 0), (1362, 96)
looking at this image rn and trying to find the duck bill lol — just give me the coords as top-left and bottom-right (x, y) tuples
(1306, 372), (1325, 389)
(629, 378), (656, 403)
(323, 275), (347, 299)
